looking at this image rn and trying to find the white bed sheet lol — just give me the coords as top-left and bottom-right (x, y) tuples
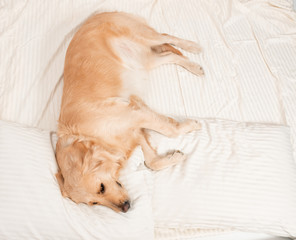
(179, 231), (289, 240)
(1, 0), (296, 239)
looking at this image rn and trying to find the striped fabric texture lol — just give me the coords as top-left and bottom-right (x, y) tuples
(1, 119), (295, 239)
(150, 119), (296, 238)
(1, 0), (296, 240)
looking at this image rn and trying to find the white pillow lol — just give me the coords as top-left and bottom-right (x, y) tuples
(151, 119), (296, 239)
(0, 120), (154, 240)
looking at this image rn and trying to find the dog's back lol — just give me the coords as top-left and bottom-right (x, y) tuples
(59, 13), (155, 139)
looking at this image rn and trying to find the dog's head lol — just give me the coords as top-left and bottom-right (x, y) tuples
(55, 137), (130, 212)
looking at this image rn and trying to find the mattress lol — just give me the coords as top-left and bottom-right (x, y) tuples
(0, 0), (296, 239)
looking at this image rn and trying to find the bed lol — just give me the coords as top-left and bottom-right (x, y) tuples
(0, 0), (296, 239)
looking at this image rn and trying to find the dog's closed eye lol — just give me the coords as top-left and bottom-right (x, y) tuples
(99, 183), (105, 194)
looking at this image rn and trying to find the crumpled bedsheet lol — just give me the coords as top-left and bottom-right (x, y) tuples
(1, 0), (296, 239)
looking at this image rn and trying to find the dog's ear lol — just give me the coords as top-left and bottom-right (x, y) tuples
(56, 137), (89, 171)
(55, 170), (69, 198)
(55, 137), (90, 197)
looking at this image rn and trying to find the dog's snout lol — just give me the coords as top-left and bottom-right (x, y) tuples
(121, 200), (130, 213)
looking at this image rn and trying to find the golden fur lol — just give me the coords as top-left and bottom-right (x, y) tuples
(56, 12), (203, 212)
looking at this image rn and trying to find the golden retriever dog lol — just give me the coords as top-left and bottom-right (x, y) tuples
(56, 12), (203, 213)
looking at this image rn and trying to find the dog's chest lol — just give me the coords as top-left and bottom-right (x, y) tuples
(119, 69), (149, 98)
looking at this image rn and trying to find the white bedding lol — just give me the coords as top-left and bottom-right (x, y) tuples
(1, 0), (296, 239)
(151, 120), (296, 238)
(0, 119), (294, 240)
(0, 120), (154, 240)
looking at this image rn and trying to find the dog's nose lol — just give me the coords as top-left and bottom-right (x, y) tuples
(121, 200), (130, 213)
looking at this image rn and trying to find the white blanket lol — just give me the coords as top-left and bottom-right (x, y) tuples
(1, 0), (296, 239)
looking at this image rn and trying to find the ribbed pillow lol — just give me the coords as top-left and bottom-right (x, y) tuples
(151, 119), (296, 239)
(0, 120), (153, 240)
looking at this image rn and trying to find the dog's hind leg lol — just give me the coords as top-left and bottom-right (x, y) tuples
(158, 33), (202, 54)
(139, 27), (202, 54)
(150, 43), (183, 56)
(149, 45), (204, 76)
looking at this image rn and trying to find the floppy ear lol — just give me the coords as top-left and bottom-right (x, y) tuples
(55, 137), (89, 197)
(55, 170), (69, 198)
(56, 137), (89, 172)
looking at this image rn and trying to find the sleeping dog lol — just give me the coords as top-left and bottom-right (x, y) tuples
(56, 12), (203, 213)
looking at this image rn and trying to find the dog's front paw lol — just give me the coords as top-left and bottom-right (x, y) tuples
(144, 150), (186, 171)
(180, 119), (202, 134)
(190, 119), (202, 131)
(168, 150), (187, 165)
